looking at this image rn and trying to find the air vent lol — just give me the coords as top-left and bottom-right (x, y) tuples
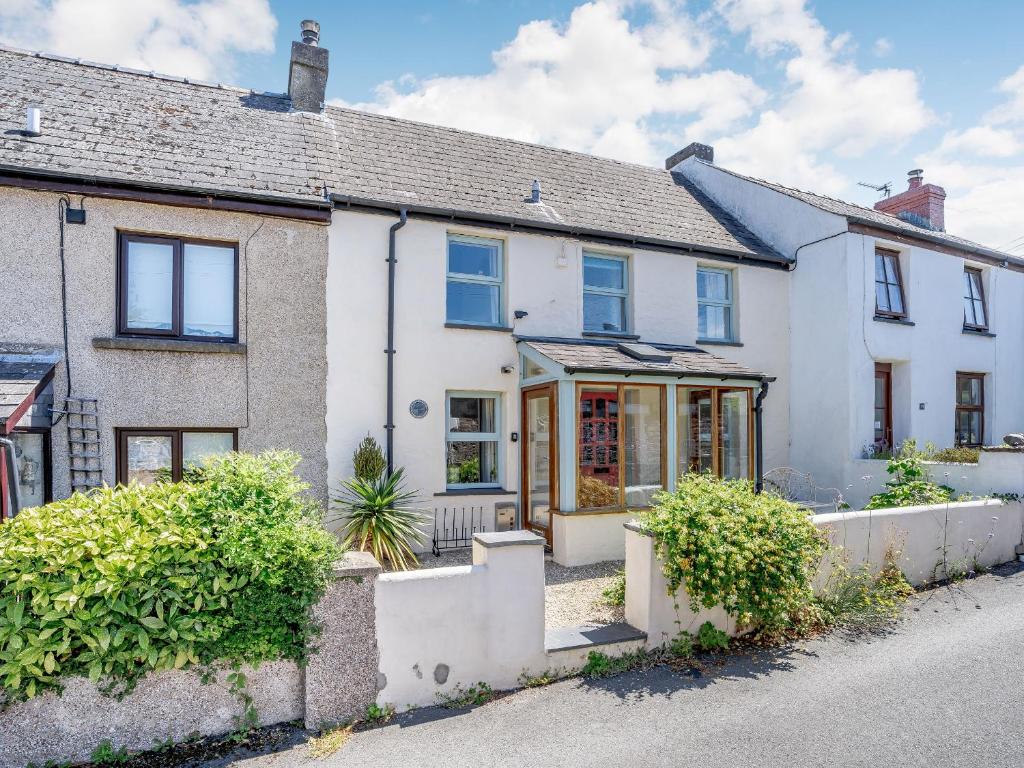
(616, 342), (671, 363)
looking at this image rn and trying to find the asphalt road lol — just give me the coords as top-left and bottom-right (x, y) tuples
(206, 563), (1024, 768)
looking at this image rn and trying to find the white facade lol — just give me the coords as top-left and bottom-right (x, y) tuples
(326, 209), (791, 555)
(681, 159), (1024, 508)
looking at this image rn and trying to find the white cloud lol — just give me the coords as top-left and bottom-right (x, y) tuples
(0, 0), (276, 82)
(339, 1), (763, 165)
(873, 37), (892, 57)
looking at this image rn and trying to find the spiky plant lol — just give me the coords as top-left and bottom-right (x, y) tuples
(332, 468), (428, 570)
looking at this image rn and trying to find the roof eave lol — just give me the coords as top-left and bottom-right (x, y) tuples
(562, 365), (767, 381)
(846, 217), (1024, 270)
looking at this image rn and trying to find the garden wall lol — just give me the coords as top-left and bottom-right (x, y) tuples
(375, 531), (547, 710)
(625, 498), (1024, 648)
(0, 553), (381, 768)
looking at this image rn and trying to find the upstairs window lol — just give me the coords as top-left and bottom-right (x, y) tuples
(696, 267), (734, 341)
(954, 373), (984, 447)
(583, 253), (629, 334)
(446, 235), (504, 326)
(118, 234), (237, 341)
(446, 393), (501, 489)
(963, 267), (988, 331)
(874, 248), (906, 319)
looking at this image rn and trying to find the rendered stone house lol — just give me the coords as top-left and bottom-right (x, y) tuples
(0, 39), (331, 514)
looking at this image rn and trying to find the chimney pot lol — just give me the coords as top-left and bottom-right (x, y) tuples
(907, 168), (923, 189)
(531, 179), (541, 204)
(300, 19), (320, 46)
(665, 142), (713, 171)
(288, 20), (329, 113)
(25, 106), (41, 137)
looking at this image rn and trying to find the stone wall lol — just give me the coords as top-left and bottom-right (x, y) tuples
(0, 553), (379, 768)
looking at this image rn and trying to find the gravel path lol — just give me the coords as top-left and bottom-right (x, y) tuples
(414, 549), (624, 629)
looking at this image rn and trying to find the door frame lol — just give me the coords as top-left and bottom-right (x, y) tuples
(521, 382), (559, 546)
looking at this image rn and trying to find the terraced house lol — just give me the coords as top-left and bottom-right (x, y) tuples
(2, 21), (1021, 561)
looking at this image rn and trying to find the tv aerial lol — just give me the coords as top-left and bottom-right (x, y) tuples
(857, 180), (892, 199)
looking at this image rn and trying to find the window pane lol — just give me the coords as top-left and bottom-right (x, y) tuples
(523, 356), (546, 379)
(125, 241), (173, 330)
(583, 293), (625, 332)
(526, 394), (553, 528)
(888, 283), (904, 314)
(718, 390), (750, 480)
(974, 299), (987, 327)
(578, 387), (620, 509)
(678, 388), (714, 475)
(447, 280), (500, 325)
(11, 432), (45, 509)
(958, 376), (981, 405)
(623, 386), (662, 506)
(883, 254), (899, 284)
(875, 282), (890, 313)
(448, 238), (500, 278)
(446, 440), (498, 485)
(126, 435), (173, 485)
(182, 432), (234, 468)
(449, 396), (496, 433)
(583, 255), (625, 290)
(698, 303), (731, 340)
(963, 296), (977, 326)
(183, 244), (235, 338)
(874, 253), (885, 282)
(697, 269), (729, 301)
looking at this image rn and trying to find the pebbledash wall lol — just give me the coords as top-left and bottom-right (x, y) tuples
(680, 160), (1024, 508)
(325, 209), (792, 549)
(0, 187), (330, 501)
(0, 553), (380, 768)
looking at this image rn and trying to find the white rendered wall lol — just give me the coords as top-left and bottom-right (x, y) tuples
(326, 210), (791, 537)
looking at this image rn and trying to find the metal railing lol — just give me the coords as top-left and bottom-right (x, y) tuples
(432, 505), (487, 556)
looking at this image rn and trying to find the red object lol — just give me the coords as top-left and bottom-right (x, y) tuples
(874, 170), (946, 232)
(578, 389), (619, 485)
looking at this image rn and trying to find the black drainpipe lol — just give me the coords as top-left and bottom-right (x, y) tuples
(753, 377), (774, 493)
(385, 208), (408, 475)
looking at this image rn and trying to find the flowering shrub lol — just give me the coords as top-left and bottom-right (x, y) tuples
(865, 453), (955, 510)
(638, 474), (826, 631)
(0, 451), (339, 704)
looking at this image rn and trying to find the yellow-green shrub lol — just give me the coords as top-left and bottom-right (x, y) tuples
(0, 451), (339, 704)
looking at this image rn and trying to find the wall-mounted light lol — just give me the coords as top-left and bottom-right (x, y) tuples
(501, 364), (515, 374)
(514, 310), (529, 320)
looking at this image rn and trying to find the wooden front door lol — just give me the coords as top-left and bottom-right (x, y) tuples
(522, 384), (558, 546)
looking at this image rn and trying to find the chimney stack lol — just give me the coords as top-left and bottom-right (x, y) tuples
(874, 169), (946, 232)
(288, 20), (329, 113)
(665, 142), (714, 171)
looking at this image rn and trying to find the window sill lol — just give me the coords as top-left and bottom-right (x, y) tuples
(92, 336), (246, 354)
(444, 323), (514, 333)
(697, 338), (743, 347)
(962, 328), (996, 338)
(582, 331), (640, 340)
(873, 315), (915, 326)
(434, 488), (517, 497)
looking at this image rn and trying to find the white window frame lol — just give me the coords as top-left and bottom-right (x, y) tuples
(445, 391), (502, 490)
(446, 234), (505, 327)
(696, 266), (735, 342)
(582, 251), (630, 334)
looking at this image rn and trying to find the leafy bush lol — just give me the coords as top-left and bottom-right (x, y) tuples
(352, 435), (387, 482)
(0, 451), (339, 704)
(929, 446), (980, 464)
(602, 569), (626, 607)
(812, 552), (914, 633)
(696, 621), (730, 651)
(331, 468), (428, 571)
(865, 452), (955, 510)
(638, 474), (826, 632)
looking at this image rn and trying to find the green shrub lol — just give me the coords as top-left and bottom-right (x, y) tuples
(929, 446), (980, 464)
(352, 435), (387, 482)
(602, 569), (626, 607)
(0, 451), (340, 704)
(696, 621), (730, 651)
(638, 474), (826, 632)
(813, 551), (914, 632)
(865, 452), (955, 510)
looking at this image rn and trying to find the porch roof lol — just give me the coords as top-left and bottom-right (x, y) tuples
(518, 337), (766, 381)
(0, 345), (60, 433)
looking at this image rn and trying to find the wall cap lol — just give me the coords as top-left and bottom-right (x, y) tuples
(333, 550), (382, 578)
(473, 531), (545, 548)
(623, 521), (653, 536)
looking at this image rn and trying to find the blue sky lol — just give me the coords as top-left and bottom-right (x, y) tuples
(3, 1), (1024, 250)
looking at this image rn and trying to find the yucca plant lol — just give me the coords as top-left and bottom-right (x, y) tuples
(332, 468), (428, 570)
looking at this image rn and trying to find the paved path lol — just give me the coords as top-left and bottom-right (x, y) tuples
(205, 563), (1024, 768)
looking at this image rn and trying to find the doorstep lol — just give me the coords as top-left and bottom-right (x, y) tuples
(544, 622), (647, 668)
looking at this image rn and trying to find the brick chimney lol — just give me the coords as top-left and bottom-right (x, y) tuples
(288, 20), (329, 113)
(665, 142), (714, 170)
(873, 169), (946, 232)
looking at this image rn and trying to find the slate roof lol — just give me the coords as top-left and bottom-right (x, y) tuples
(519, 338), (765, 380)
(0, 45), (786, 265)
(702, 162), (1023, 266)
(0, 346), (60, 427)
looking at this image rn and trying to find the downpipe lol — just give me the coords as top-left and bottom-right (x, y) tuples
(385, 208), (408, 475)
(753, 377), (774, 493)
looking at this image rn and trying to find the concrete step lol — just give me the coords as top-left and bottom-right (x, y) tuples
(544, 622), (647, 669)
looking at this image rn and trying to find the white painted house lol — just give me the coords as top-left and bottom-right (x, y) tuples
(679, 156), (1024, 508)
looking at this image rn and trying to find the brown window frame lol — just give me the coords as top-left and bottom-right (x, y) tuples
(954, 373), (984, 447)
(874, 247), (908, 319)
(116, 428), (238, 484)
(963, 267), (989, 331)
(873, 363), (893, 452)
(117, 232), (240, 342)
